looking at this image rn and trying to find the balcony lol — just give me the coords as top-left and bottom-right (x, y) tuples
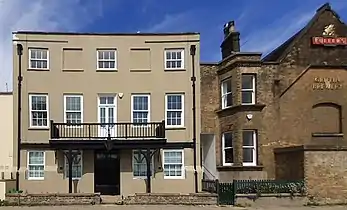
(50, 120), (165, 140)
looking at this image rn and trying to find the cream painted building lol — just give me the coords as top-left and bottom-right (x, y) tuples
(12, 31), (201, 195)
(0, 92), (13, 174)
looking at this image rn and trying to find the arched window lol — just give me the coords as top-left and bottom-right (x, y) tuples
(312, 103), (342, 134)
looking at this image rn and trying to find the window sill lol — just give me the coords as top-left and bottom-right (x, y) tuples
(28, 178), (44, 181)
(96, 69), (118, 72)
(27, 68), (50, 71)
(217, 165), (263, 171)
(165, 126), (186, 130)
(216, 104), (266, 115)
(164, 68), (186, 72)
(312, 133), (343, 137)
(62, 69), (84, 72)
(130, 69), (151, 72)
(163, 176), (185, 180)
(28, 127), (49, 131)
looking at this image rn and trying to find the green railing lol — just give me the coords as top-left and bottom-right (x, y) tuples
(234, 179), (305, 195)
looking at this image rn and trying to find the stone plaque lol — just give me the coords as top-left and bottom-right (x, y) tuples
(312, 77), (342, 90)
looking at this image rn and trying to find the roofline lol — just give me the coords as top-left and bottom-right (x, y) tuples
(201, 62), (218, 66)
(12, 31), (200, 36)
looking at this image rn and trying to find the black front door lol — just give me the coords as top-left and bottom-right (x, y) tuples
(94, 150), (120, 195)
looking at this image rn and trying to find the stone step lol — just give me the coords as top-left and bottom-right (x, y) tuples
(100, 195), (123, 204)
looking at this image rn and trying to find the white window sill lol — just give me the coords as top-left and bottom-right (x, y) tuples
(96, 68), (118, 71)
(164, 68), (185, 71)
(164, 176), (185, 180)
(28, 177), (44, 181)
(28, 68), (50, 71)
(165, 126), (185, 130)
(28, 126), (49, 130)
(241, 103), (256, 105)
(65, 177), (81, 180)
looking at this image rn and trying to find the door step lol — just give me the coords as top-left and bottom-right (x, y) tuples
(100, 195), (123, 204)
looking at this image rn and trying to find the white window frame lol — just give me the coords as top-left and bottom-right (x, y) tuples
(64, 151), (83, 180)
(164, 49), (184, 70)
(241, 74), (256, 105)
(221, 78), (232, 109)
(131, 94), (150, 125)
(242, 130), (257, 166)
(165, 94), (184, 128)
(163, 149), (185, 179)
(96, 49), (117, 70)
(222, 132), (233, 166)
(27, 151), (45, 180)
(28, 48), (49, 70)
(63, 95), (83, 125)
(29, 94), (49, 128)
(132, 150), (154, 179)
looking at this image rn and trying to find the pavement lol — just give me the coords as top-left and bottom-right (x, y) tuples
(2, 205), (347, 210)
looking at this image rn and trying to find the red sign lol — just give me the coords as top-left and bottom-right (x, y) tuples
(312, 37), (347, 46)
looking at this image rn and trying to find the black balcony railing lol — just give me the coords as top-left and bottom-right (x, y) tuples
(50, 120), (165, 139)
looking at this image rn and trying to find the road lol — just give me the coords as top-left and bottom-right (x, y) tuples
(1, 205), (347, 210)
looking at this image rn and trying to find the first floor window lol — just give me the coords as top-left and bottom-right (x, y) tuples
(241, 74), (256, 104)
(131, 94), (150, 124)
(97, 50), (117, 70)
(165, 94), (184, 127)
(221, 78), (232, 109)
(27, 151), (45, 180)
(222, 132), (233, 166)
(163, 150), (184, 179)
(64, 95), (83, 124)
(64, 151), (82, 179)
(29, 94), (49, 128)
(29, 48), (49, 69)
(164, 49), (184, 69)
(132, 150), (153, 177)
(243, 130), (257, 166)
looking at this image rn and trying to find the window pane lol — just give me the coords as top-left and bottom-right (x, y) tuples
(66, 97), (81, 111)
(133, 112), (148, 123)
(133, 151), (153, 177)
(226, 93), (233, 107)
(223, 132), (233, 147)
(241, 91), (253, 104)
(164, 151), (182, 163)
(243, 148), (254, 163)
(29, 151), (44, 164)
(167, 95), (182, 110)
(242, 75), (254, 89)
(166, 52), (171, 59)
(166, 111), (182, 126)
(133, 96), (148, 111)
(224, 148), (233, 163)
(243, 130), (255, 146)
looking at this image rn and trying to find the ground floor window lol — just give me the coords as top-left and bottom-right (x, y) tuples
(27, 151), (45, 180)
(64, 151), (82, 179)
(242, 130), (257, 166)
(163, 150), (184, 179)
(222, 132), (233, 166)
(132, 150), (153, 178)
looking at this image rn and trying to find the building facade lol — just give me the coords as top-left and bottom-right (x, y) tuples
(0, 92), (13, 174)
(201, 2), (347, 193)
(12, 32), (201, 196)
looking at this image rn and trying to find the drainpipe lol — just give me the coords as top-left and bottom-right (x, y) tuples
(16, 43), (23, 191)
(190, 45), (198, 193)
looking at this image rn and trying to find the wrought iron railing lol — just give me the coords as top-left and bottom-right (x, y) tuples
(50, 120), (165, 139)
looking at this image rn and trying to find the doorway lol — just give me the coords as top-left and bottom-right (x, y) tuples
(94, 150), (120, 195)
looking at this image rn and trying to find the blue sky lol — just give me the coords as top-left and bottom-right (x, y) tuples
(1, 0), (347, 91)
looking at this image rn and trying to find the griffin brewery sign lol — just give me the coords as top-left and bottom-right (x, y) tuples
(311, 24), (347, 46)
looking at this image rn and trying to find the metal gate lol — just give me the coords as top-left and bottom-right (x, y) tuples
(217, 182), (235, 205)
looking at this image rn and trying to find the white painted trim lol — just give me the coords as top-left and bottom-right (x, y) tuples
(64, 150), (83, 180)
(242, 130), (257, 166)
(222, 132), (234, 166)
(28, 48), (50, 70)
(241, 74), (256, 105)
(96, 49), (118, 70)
(221, 78), (232, 109)
(163, 149), (185, 179)
(28, 94), (49, 128)
(130, 94), (151, 124)
(132, 150), (155, 179)
(164, 49), (185, 70)
(164, 93), (185, 128)
(63, 94), (84, 124)
(27, 151), (45, 180)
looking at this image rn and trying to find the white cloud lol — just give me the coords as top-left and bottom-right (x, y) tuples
(0, 0), (105, 91)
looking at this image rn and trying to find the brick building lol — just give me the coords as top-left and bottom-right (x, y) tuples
(201, 3), (347, 202)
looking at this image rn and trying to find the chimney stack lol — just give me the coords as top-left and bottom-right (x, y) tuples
(221, 20), (240, 59)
